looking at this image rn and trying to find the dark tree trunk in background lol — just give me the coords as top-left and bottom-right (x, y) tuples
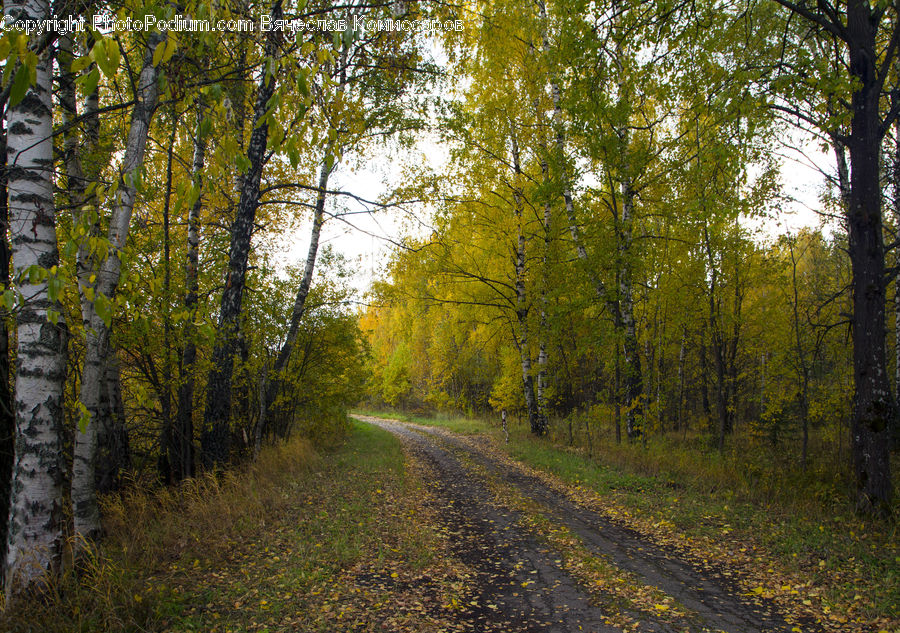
(173, 106), (206, 482)
(96, 355), (130, 493)
(202, 0), (283, 468)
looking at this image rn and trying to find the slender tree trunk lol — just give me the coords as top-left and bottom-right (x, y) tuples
(788, 238), (810, 468)
(262, 144), (333, 433)
(510, 126), (543, 435)
(73, 31), (165, 544)
(96, 354), (130, 493)
(538, 0), (643, 438)
(618, 173), (643, 440)
(3, 0), (68, 595)
(614, 343), (621, 444)
(759, 351), (766, 418)
(726, 267), (742, 433)
(895, 152), (900, 409)
(713, 333), (729, 452)
(254, 363), (267, 458)
(0, 88), (13, 578)
(893, 117), (900, 450)
(676, 329), (685, 432)
(261, 32), (346, 420)
(702, 224), (729, 451)
(173, 106), (206, 482)
(700, 338), (712, 427)
(158, 118), (177, 484)
(656, 309), (664, 432)
(516, 317), (541, 435)
(60, 22), (127, 500)
(845, 5), (894, 514)
(535, 126), (552, 432)
(535, 199), (550, 432)
(202, 0), (283, 467)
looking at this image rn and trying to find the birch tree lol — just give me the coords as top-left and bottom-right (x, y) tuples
(2, 0), (67, 597)
(72, 29), (166, 544)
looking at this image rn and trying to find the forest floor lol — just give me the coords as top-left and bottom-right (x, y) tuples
(5, 415), (896, 632)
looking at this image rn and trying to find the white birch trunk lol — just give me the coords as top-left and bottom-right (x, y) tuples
(536, 122), (552, 430)
(4, 0), (67, 597)
(509, 125), (543, 434)
(72, 32), (164, 544)
(537, 0), (642, 433)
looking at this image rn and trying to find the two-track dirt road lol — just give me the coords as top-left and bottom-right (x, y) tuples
(354, 415), (811, 633)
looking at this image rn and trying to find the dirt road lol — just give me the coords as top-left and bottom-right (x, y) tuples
(355, 415), (808, 633)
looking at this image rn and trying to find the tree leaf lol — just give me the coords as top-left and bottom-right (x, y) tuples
(94, 292), (112, 327)
(9, 64), (31, 108)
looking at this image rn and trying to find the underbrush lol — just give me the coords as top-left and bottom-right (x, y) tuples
(1, 416), (444, 633)
(1, 434), (320, 632)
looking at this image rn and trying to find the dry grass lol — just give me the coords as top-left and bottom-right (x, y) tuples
(0, 437), (319, 633)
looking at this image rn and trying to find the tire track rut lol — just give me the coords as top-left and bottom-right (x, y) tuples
(356, 416), (810, 633)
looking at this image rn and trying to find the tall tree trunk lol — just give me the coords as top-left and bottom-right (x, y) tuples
(158, 118), (177, 484)
(538, 0), (643, 438)
(844, 4), (894, 514)
(173, 105), (206, 482)
(0, 86), (13, 579)
(617, 172), (643, 440)
(614, 343), (622, 444)
(73, 32), (165, 544)
(759, 351), (766, 413)
(96, 354), (130, 493)
(202, 0), (283, 468)
(788, 240), (810, 469)
(60, 21), (130, 506)
(510, 125), (544, 435)
(702, 224), (730, 451)
(699, 337), (713, 427)
(892, 120), (900, 451)
(534, 97), (554, 432)
(3, 0), (68, 595)
(713, 331), (729, 452)
(202, 0), (282, 467)
(261, 144), (333, 435)
(536, 182), (551, 432)
(535, 135), (554, 434)
(260, 38), (344, 433)
(892, 113), (900, 452)
(676, 329), (685, 433)
(726, 265), (742, 433)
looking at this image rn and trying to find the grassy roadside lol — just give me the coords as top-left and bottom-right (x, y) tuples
(357, 409), (899, 632)
(2, 420), (465, 633)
